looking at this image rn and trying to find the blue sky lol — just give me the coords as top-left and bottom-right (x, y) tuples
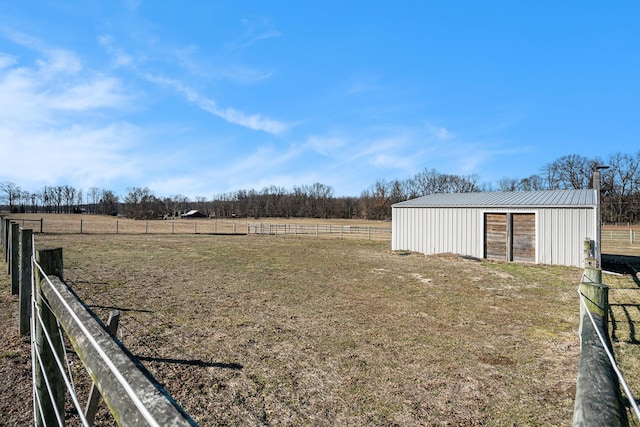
(1, 1), (638, 198)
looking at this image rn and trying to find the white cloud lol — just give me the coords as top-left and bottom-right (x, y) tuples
(142, 72), (290, 135)
(426, 123), (454, 141)
(0, 122), (142, 190)
(98, 34), (134, 67)
(37, 48), (82, 74)
(233, 17), (282, 51)
(306, 135), (346, 155)
(0, 35), (131, 127)
(0, 29), (142, 190)
(209, 103), (289, 135)
(0, 53), (16, 69)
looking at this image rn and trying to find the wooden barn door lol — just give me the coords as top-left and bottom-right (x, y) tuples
(484, 213), (536, 262)
(511, 213), (535, 262)
(484, 213), (507, 260)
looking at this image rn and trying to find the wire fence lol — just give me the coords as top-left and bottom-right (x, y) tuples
(11, 233), (199, 426)
(601, 228), (640, 245)
(247, 222), (392, 240)
(4, 216), (394, 241)
(5, 215), (638, 246)
(31, 259), (90, 426)
(578, 289), (640, 420)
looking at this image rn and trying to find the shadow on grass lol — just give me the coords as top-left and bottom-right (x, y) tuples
(136, 355), (243, 370)
(604, 254), (640, 345)
(603, 254), (640, 287)
(88, 304), (153, 314)
(609, 303), (640, 345)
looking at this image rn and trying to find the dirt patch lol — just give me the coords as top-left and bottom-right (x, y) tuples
(0, 269), (33, 425)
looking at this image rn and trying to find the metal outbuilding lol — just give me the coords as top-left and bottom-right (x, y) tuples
(181, 210), (207, 219)
(391, 189), (597, 267)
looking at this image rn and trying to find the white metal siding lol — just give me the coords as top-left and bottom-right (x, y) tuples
(392, 205), (596, 267)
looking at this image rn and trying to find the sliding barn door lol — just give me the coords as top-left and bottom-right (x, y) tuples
(484, 213), (507, 260)
(511, 213), (535, 262)
(484, 213), (536, 262)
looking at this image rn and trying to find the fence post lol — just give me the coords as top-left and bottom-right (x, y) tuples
(578, 270), (607, 335)
(0, 216), (5, 255)
(3, 218), (10, 262)
(40, 218), (43, 233)
(34, 248), (66, 427)
(19, 228), (33, 335)
(11, 222), (19, 294)
(116, 220), (119, 234)
(80, 219), (83, 234)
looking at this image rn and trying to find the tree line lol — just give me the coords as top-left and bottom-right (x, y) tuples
(2, 151), (639, 223)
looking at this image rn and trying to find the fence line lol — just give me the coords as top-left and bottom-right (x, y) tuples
(247, 222), (392, 240)
(574, 243), (635, 426)
(577, 289), (640, 421)
(3, 216), (395, 241)
(601, 229), (640, 245)
(7, 215), (638, 244)
(32, 270), (89, 426)
(33, 250), (198, 426)
(1, 217), (199, 426)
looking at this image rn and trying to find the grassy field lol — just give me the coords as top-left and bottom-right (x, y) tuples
(1, 214), (639, 425)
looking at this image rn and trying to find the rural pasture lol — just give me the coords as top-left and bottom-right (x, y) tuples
(1, 214), (639, 425)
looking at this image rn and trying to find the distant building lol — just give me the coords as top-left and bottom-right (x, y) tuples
(392, 189), (597, 267)
(181, 210), (207, 219)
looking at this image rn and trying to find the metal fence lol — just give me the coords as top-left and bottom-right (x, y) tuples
(3, 216), (394, 241)
(600, 228), (640, 245)
(247, 223), (392, 240)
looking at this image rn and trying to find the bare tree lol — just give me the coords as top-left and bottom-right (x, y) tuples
(88, 187), (101, 214)
(123, 187), (163, 219)
(543, 154), (601, 190)
(518, 175), (545, 191)
(0, 181), (21, 211)
(99, 189), (119, 216)
(604, 151), (640, 223)
(497, 177), (518, 192)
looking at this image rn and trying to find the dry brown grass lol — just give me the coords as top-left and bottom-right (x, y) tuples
(30, 232), (583, 426)
(2, 214), (639, 425)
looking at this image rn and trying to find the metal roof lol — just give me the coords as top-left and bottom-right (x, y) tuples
(392, 189), (596, 208)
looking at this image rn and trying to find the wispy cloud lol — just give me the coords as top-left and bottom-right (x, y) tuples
(0, 28), (142, 189)
(0, 55), (130, 125)
(305, 134), (346, 155)
(0, 53), (17, 69)
(0, 122), (142, 190)
(425, 123), (454, 141)
(232, 17), (282, 51)
(141, 72), (290, 135)
(98, 34), (134, 67)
